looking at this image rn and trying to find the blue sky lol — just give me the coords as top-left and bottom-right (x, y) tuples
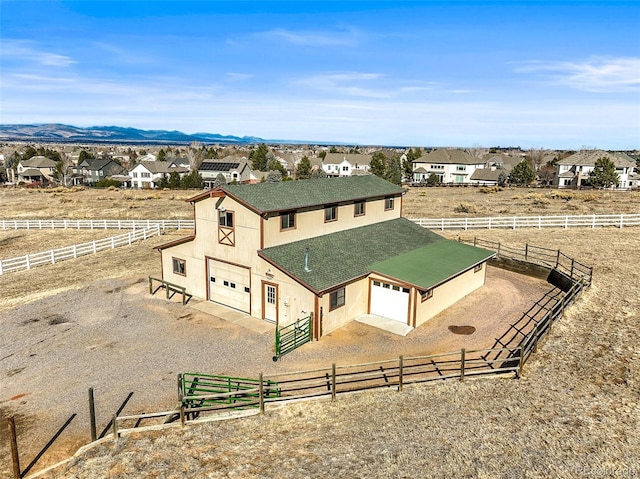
(1, 1), (639, 149)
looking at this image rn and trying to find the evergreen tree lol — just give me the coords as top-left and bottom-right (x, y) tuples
(369, 152), (386, 178)
(180, 170), (203, 189)
(168, 171), (181, 189)
(250, 143), (269, 171)
(296, 156), (312, 179)
(267, 158), (288, 177)
(385, 157), (402, 185)
(426, 173), (441, 186)
(508, 160), (536, 185)
(157, 149), (167, 161)
(589, 156), (619, 188)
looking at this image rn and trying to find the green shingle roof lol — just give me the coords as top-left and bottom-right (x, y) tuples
(222, 175), (403, 214)
(259, 218), (495, 293)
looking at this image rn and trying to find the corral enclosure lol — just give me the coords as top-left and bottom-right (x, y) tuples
(1, 186), (639, 478)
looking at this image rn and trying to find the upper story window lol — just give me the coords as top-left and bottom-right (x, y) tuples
(219, 210), (233, 227)
(330, 287), (345, 311)
(141, 172), (151, 178)
(342, 166), (349, 171)
(325, 205), (338, 222)
(218, 210), (235, 246)
(456, 165), (466, 171)
(132, 172), (138, 178)
(354, 201), (365, 217)
(431, 164), (444, 170)
(384, 197), (395, 211)
(280, 211), (296, 230)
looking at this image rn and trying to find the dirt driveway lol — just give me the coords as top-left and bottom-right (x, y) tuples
(0, 266), (551, 475)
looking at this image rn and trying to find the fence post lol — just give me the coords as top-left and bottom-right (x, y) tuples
(532, 325), (540, 353)
(525, 244), (529, 261)
(25, 254), (30, 270)
(89, 387), (97, 442)
(497, 242), (501, 258)
(112, 414), (118, 439)
(7, 415), (21, 479)
(331, 364), (337, 401)
(556, 250), (561, 268)
(517, 347), (524, 378)
(0, 260), (4, 275)
(51, 250), (55, 265)
(460, 349), (466, 382)
(259, 373), (265, 415)
(73, 244), (77, 259)
(92, 240), (97, 254)
(570, 259), (575, 279)
(398, 356), (404, 392)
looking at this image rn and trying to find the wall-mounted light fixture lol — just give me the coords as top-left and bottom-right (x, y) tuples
(265, 269), (274, 279)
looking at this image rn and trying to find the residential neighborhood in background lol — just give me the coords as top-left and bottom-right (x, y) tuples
(0, 130), (638, 190)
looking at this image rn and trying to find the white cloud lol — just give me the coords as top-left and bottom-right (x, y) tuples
(517, 57), (640, 93)
(297, 72), (440, 99)
(226, 72), (253, 81)
(1, 39), (76, 67)
(262, 28), (359, 47)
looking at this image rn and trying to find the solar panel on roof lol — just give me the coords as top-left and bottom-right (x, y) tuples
(199, 162), (240, 171)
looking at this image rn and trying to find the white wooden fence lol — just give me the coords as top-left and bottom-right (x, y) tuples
(0, 219), (194, 230)
(411, 213), (640, 230)
(0, 225), (163, 275)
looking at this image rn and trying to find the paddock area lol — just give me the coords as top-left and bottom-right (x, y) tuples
(0, 265), (550, 475)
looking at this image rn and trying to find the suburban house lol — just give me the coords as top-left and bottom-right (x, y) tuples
(412, 149), (485, 184)
(129, 161), (188, 189)
(198, 158), (249, 187)
(554, 150), (637, 189)
(321, 153), (372, 177)
(156, 176), (494, 338)
(17, 156), (57, 184)
(70, 158), (126, 186)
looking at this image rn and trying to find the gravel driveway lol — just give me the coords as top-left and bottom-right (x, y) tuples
(0, 266), (551, 475)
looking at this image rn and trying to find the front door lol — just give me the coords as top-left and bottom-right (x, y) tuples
(263, 282), (278, 323)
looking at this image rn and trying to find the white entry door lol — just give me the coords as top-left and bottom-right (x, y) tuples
(263, 283), (277, 323)
(208, 259), (250, 313)
(370, 280), (410, 323)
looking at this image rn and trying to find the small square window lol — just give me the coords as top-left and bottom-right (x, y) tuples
(230, 282), (236, 289)
(385, 197), (394, 210)
(329, 287), (345, 310)
(219, 210), (233, 227)
(172, 258), (186, 276)
(474, 264), (482, 273)
(281, 211), (296, 230)
(325, 205), (337, 222)
(223, 280), (229, 287)
(373, 280), (381, 287)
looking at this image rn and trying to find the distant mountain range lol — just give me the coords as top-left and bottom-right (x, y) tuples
(0, 123), (264, 145)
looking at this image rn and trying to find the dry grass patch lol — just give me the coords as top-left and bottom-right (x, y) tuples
(0, 229), (123, 259)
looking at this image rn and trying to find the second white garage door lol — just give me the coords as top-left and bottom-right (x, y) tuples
(208, 259), (251, 313)
(370, 280), (410, 323)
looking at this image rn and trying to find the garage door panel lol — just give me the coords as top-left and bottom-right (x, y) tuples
(208, 259), (250, 313)
(370, 280), (409, 323)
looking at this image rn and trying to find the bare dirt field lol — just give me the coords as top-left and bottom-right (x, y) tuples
(1, 187), (639, 478)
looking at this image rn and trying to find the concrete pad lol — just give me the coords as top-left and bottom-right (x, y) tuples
(355, 314), (414, 336)
(190, 300), (275, 335)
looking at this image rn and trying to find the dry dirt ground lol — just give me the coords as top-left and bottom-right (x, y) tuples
(1, 187), (639, 478)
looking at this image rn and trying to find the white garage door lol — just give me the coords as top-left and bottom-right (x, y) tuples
(370, 280), (410, 323)
(208, 259), (250, 313)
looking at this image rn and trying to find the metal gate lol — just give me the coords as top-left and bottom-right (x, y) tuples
(179, 373), (280, 414)
(273, 313), (313, 361)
